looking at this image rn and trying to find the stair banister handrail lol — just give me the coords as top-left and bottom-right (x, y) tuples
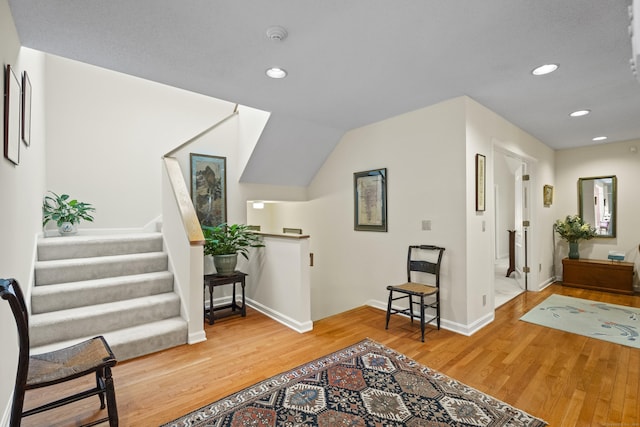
(163, 105), (238, 158)
(163, 157), (205, 245)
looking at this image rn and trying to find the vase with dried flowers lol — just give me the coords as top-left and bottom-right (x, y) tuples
(553, 214), (597, 259)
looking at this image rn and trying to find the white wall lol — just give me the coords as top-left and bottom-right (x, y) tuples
(244, 235), (312, 332)
(303, 96), (556, 334)
(246, 201), (308, 234)
(43, 54), (238, 230)
(555, 139), (640, 286)
(306, 97), (469, 325)
(0, 3), (47, 422)
(465, 98), (556, 326)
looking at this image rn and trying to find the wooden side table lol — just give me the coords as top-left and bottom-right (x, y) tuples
(562, 258), (634, 295)
(203, 271), (247, 325)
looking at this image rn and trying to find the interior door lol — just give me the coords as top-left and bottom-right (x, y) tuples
(513, 163), (529, 290)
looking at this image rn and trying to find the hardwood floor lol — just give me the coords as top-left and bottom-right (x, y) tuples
(20, 283), (640, 426)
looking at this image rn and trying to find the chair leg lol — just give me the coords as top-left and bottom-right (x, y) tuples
(385, 290), (393, 329)
(420, 295), (426, 342)
(408, 295), (414, 324)
(104, 367), (119, 427)
(436, 293), (441, 330)
(10, 388), (25, 427)
(96, 369), (106, 409)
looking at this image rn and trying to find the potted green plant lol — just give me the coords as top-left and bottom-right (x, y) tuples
(203, 223), (264, 275)
(553, 214), (597, 259)
(42, 191), (95, 236)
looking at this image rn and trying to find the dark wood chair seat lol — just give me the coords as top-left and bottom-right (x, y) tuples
(1, 278), (118, 427)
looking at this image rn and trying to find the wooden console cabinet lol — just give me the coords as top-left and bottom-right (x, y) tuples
(562, 258), (634, 295)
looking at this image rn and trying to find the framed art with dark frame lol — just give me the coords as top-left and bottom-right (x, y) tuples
(190, 153), (227, 228)
(22, 71), (32, 146)
(543, 184), (553, 207)
(4, 64), (21, 165)
(475, 154), (486, 211)
(354, 168), (387, 232)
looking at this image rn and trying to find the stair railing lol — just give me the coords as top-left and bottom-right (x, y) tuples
(161, 106), (238, 344)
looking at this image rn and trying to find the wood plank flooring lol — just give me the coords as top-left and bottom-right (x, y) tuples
(19, 283), (640, 426)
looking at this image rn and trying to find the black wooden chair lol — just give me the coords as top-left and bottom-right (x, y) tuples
(0, 278), (118, 427)
(385, 245), (445, 342)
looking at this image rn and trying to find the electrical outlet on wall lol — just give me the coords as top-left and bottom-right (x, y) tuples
(422, 220), (431, 231)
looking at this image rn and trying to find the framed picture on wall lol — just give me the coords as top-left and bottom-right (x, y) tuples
(4, 64), (21, 165)
(354, 168), (387, 232)
(475, 154), (486, 211)
(190, 153), (227, 228)
(543, 184), (553, 207)
(22, 71), (32, 146)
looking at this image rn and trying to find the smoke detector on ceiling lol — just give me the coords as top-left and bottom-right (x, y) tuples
(266, 26), (288, 41)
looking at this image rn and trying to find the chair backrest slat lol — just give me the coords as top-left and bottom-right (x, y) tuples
(409, 260), (437, 274)
(406, 245), (445, 286)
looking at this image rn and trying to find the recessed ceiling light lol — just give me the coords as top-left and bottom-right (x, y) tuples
(266, 67), (287, 79)
(592, 136), (607, 141)
(531, 63), (559, 76)
(569, 109), (591, 117)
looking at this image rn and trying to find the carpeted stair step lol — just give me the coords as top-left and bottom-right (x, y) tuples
(31, 271), (175, 314)
(29, 292), (181, 348)
(32, 231), (188, 362)
(31, 317), (188, 362)
(34, 252), (168, 286)
(37, 232), (164, 261)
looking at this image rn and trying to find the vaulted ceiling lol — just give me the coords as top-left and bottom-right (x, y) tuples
(9, 0), (640, 186)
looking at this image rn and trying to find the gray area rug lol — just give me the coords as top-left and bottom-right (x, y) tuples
(521, 294), (640, 348)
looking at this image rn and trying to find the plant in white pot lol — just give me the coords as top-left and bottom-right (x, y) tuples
(203, 223), (264, 275)
(42, 191), (95, 236)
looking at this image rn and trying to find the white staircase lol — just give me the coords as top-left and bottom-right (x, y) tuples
(31, 232), (188, 361)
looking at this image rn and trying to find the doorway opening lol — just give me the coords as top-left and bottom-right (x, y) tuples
(493, 150), (530, 307)
(494, 256), (522, 308)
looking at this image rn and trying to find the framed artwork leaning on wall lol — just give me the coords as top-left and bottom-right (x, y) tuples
(190, 153), (227, 228)
(4, 64), (21, 165)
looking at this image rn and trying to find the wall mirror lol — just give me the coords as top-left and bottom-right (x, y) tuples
(578, 175), (617, 238)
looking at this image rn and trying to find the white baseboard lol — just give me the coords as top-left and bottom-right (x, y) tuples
(538, 277), (556, 291)
(366, 299), (494, 336)
(246, 298), (313, 333)
(442, 311), (494, 336)
(188, 331), (206, 345)
(1, 390), (12, 427)
(205, 296), (313, 333)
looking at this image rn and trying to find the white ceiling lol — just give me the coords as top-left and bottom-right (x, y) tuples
(8, 0), (640, 186)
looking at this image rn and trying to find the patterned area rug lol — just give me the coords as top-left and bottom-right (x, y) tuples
(521, 294), (640, 349)
(162, 338), (546, 426)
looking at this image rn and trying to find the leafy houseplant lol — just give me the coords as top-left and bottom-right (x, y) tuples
(42, 191), (95, 235)
(203, 223), (264, 275)
(553, 214), (597, 259)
